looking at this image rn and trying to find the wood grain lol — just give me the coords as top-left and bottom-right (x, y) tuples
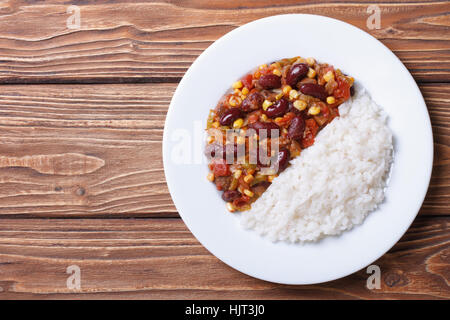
(0, 1), (448, 83)
(0, 217), (448, 299)
(0, 83), (448, 217)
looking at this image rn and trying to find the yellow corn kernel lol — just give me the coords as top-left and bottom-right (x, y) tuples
(289, 89), (299, 100)
(308, 106), (321, 115)
(323, 71), (335, 82)
(268, 175), (277, 182)
(206, 135), (215, 144)
(241, 87), (249, 95)
(262, 99), (273, 110)
(258, 64), (268, 70)
(261, 114), (268, 122)
(272, 68), (282, 76)
(253, 70), (261, 79)
(234, 88), (241, 94)
(326, 96), (336, 104)
(293, 100), (307, 111)
(307, 68), (316, 78)
(275, 92), (284, 100)
(236, 136), (245, 145)
(243, 174), (254, 184)
(226, 202), (236, 212)
(282, 85), (292, 95)
(282, 128), (288, 135)
(234, 170), (242, 179)
(243, 189), (254, 197)
(274, 117), (283, 123)
(348, 77), (355, 86)
(212, 121), (220, 128)
(306, 57), (315, 66)
(247, 168), (256, 175)
(233, 118), (244, 129)
(232, 80), (243, 89)
(229, 96), (242, 107)
(207, 172), (215, 182)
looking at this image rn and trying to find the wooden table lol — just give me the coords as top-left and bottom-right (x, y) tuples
(0, 1), (448, 299)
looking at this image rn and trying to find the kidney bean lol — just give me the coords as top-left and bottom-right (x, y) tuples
(258, 74), (282, 89)
(276, 149), (290, 173)
(299, 83), (327, 101)
(219, 108), (242, 126)
(264, 98), (288, 118)
(241, 92), (263, 112)
(285, 63), (309, 87)
(222, 190), (241, 202)
(247, 121), (280, 138)
(350, 85), (355, 96)
(287, 116), (305, 140)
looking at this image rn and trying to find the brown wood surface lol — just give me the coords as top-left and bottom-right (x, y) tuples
(0, 0), (448, 299)
(0, 1), (448, 83)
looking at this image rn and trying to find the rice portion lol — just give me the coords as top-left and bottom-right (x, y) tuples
(240, 87), (393, 243)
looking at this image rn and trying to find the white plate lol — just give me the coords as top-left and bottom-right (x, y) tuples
(163, 14), (433, 284)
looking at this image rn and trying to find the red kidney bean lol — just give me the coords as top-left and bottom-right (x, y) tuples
(350, 85), (355, 96)
(241, 92), (263, 112)
(222, 190), (241, 202)
(219, 108), (242, 126)
(247, 121), (280, 138)
(287, 116), (305, 140)
(299, 83), (327, 101)
(258, 74), (282, 89)
(285, 63), (308, 87)
(276, 148), (290, 172)
(264, 98), (288, 118)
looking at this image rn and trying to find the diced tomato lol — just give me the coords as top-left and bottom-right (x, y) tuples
(241, 74), (254, 89)
(301, 119), (319, 148)
(334, 78), (351, 100)
(247, 111), (261, 124)
(212, 159), (231, 177)
(233, 195), (251, 207)
(275, 112), (295, 127)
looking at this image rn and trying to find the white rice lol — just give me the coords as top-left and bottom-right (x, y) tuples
(240, 87), (393, 243)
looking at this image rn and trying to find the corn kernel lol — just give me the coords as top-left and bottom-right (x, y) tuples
(323, 71), (335, 82)
(243, 189), (254, 197)
(262, 99), (273, 110)
(247, 168), (256, 175)
(229, 96), (242, 107)
(268, 175), (277, 182)
(234, 88), (241, 94)
(293, 100), (307, 111)
(236, 136), (245, 144)
(326, 96), (336, 104)
(234, 170), (242, 179)
(253, 70), (261, 79)
(282, 85), (292, 95)
(274, 117), (283, 123)
(241, 87), (249, 95)
(207, 172), (215, 182)
(308, 106), (321, 115)
(243, 174), (254, 184)
(307, 68), (316, 78)
(272, 68), (282, 76)
(306, 57), (315, 66)
(261, 114), (268, 122)
(289, 89), (299, 100)
(212, 121), (220, 128)
(275, 92), (284, 100)
(232, 80), (243, 89)
(226, 202), (236, 212)
(233, 118), (244, 129)
(258, 64), (267, 70)
(206, 135), (215, 144)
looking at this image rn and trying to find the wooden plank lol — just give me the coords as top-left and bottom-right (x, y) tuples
(0, 1), (448, 83)
(0, 216), (448, 299)
(0, 83), (448, 217)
